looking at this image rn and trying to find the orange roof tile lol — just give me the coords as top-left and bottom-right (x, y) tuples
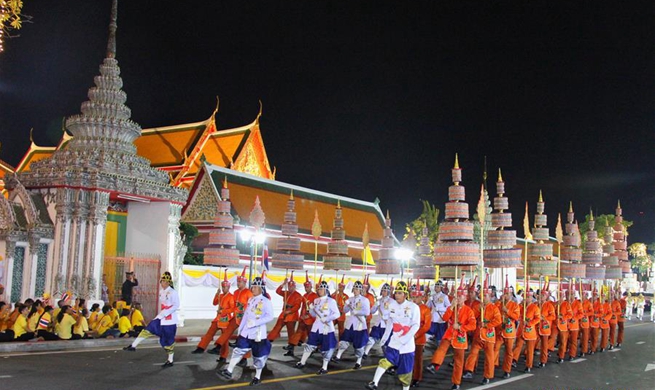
(135, 121), (208, 167)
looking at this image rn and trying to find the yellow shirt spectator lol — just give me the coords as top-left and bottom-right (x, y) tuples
(118, 316), (132, 334)
(55, 313), (77, 340)
(13, 315), (29, 339)
(88, 311), (100, 330)
(73, 316), (89, 338)
(108, 308), (119, 326)
(96, 314), (114, 336)
(131, 309), (145, 328)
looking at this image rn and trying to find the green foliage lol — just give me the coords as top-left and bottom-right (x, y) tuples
(179, 222), (203, 265)
(578, 214), (632, 246)
(404, 200), (440, 254)
(628, 242), (653, 278)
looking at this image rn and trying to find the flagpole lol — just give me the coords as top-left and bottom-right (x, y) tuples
(314, 240), (318, 284)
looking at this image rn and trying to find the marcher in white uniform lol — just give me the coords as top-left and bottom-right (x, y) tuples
(426, 280), (450, 344)
(334, 280), (371, 369)
(364, 282), (393, 358)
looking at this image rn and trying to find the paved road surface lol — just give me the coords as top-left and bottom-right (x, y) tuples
(1, 321), (653, 390)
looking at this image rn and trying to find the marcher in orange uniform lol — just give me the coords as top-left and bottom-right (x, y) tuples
(215, 267), (253, 357)
(410, 281), (433, 388)
(599, 290), (612, 352)
(285, 271), (318, 356)
(463, 274), (501, 385)
(579, 288), (592, 356)
(268, 271), (302, 343)
(519, 290), (540, 372)
(192, 270), (235, 361)
(589, 287), (601, 354)
(334, 275), (349, 337)
(426, 275), (477, 390)
(362, 275), (376, 329)
(554, 285), (572, 363)
(493, 275), (520, 378)
(567, 284), (583, 360)
(537, 281), (556, 368)
(617, 290), (627, 348)
(609, 287), (622, 349)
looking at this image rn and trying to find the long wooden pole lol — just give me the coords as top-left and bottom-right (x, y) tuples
(524, 239), (528, 322)
(314, 241), (318, 284)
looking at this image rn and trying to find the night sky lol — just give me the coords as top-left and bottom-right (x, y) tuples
(1, 0), (654, 244)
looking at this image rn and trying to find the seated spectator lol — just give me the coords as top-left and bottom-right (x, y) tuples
(0, 302), (14, 341)
(52, 299), (66, 328)
(130, 302), (145, 333)
(73, 308), (90, 339)
(108, 301), (120, 327)
(55, 305), (79, 340)
(88, 304), (101, 330)
(13, 304), (35, 341)
(27, 300), (44, 332)
(6, 300), (23, 330)
(118, 309), (135, 337)
(95, 305), (120, 338)
(36, 305), (58, 340)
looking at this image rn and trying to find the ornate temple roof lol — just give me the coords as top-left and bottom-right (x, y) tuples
(183, 162), (387, 247)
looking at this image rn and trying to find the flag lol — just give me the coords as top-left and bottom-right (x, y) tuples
(523, 201), (533, 240)
(262, 244), (270, 271)
(555, 213), (563, 243)
(362, 245), (375, 265)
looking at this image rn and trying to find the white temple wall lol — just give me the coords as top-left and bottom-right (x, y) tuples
(125, 201), (172, 270)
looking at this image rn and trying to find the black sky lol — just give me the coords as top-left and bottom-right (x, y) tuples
(1, 0), (654, 244)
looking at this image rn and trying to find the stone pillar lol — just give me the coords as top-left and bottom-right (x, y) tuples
(26, 234), (42, 299)
(50, 188), (73, 296)
(85, 190), (109, 300)
(4, 238), (17, 302)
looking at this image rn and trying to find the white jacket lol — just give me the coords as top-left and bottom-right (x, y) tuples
(382, 299), (420, 354)
(371, 295), (393, 328)
(310, 295), (340, 335)
(343, 294), (370, 331)
(238, 294), (274, 341)
(156, 286), (180, 326)
(427, 291), (451, 323)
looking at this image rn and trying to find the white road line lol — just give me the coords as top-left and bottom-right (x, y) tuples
(570, 358), (586, 363)
(636, 341), (645, 344)
(0, 343), (194, 357)
(468, 373), (533, 389)
(608, 348), (621, 353)
(151, 360), (195, 366)
(0, 375), (12, 379)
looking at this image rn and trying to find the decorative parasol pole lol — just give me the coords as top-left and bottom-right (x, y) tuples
(249, 196), (266, 282)
(312, 209), (322, 284)
(477, 184), (486, 320)
(362, 222), (370, 279)
(556, 212), (563, 316)
(523, 201), (532, 322)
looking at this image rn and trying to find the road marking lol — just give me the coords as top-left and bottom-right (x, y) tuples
(636, 341), (645, 344)
(645, 363), (655, 372)
(625, 323), (653, 328)
(190, 354), (453, 390)
(469, 374), (533, 389)
(570, 358), (586, 363)
(152, 360), (195, 366)
(0, 375), (12, 379)
(0, 342), (195, 357)
(608, 348), (621, 353)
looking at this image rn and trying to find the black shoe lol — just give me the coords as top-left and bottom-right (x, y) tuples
(524, 367), (531, 373)
(386, 368), (396, 376)
(331, 356), (341, 363)
(599, 348), (604, 353)
(317, 368), (328, 375)
(503, 372), (510, 379)
(537, 363), (546, 368)
(462, 372), (473, 379)
(425, 364), (439, 375)
(236, 358), (247, 367)
(282, 344), (293, 351)
(216, 357), (226, 364)
(284, 349), (294, 357)
(410, 380), (420, 388)
(616, 343), (621, 348)
(588, 351), (595, 355)
(511, 360), (517, 368)
(217, 368), (232, 380)
(365, 382), (378, 390)
(354, 363), (362, 370)
(362, 354), (368, 360)
(191, 347), (204, 354)
(451, 385), (461, 390)
(481, 378), (490, 385)
(207, 346), (220, 355)
(229, 341), (237, 348)
(448, 361), (454, 368)
(557, 358), (564, 364)
(578, 353), (584, 358)
(249, 377), (261, 386)
(567, 356), (574, 362)
(295, 362), (305, 369)
(123, 345), (136, 351)
(297, 341), (304, 347)
(162, 361), (174, 368)
(608, 345), (614, 351)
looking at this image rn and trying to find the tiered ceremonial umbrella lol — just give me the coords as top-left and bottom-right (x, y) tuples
(204, 178), (240, 266)
(274, 191), (304, 271)
(323, 201), (352, 271)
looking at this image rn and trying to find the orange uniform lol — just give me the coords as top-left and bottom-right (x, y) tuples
(538, 300), (556, 364)
(364, 291), (376, 327)
(465, 302), (501, 380)
(412, 303), (432, 383)
(609, 299), (621, 346)
(288, 291), (318, 346)
(579, 298), (592, 355)
(216, 287), (253, 354)
(197, 291), (235, 355)
(515, 301), (540, 369)
(494, 300), (520, 372)
(267, 285), (301, 342)
(431, 304), (477, 386)
(616, 297), (626, 345)
(555, 300), (572, 360)
(568, 299), (583, 358)
(333, 291), (349, 336)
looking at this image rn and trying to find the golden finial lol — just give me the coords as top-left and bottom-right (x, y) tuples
(569, 201), (573, 213)
(223, 176), (228, 189)
(589, 208), (594, 221)
(498, 168), (503, 182)
(386, 209), (390, 219)
(29, 128), (34, 145)
(256, 99), (263, 123)
(454, 153), (459, 169)
(617, 199), (621, 209)
(290, 189), (294, 200)
(337, 199), (341, 209)
(212, 96), (220, 118)
(538, 190), (543, 202)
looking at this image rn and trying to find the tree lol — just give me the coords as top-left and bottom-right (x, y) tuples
(405, 200), (440, 254)
(578, 213), (632, 246)
(628, 242), (653, 281)
(179, 222), (203, 265)
(1, 1), (30, 53)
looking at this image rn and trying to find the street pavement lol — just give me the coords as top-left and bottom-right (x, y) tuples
(0, 320), (653, 390)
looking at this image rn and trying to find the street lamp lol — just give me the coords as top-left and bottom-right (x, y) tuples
(395, 248), (413, 280)
(239, 228), (267, 286)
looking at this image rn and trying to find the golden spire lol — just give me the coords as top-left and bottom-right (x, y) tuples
(256, 99), (263, 124)
(498, 167), (503, 182)
(222, 176), (228, 189)
(29, 128), (35, 145)
(211, 96), (220, 118)
(386, 209), (390, 219)
(106, 0), (118, 58)
(538, 190), (543, 202)
(337, 199), (341, 209)
(290, 189), (294, 200)
(454, 153), (459, 169)
(569, 201), (573, 213)
(617, 199), (621, 209)
(589, 208), (594, 221)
